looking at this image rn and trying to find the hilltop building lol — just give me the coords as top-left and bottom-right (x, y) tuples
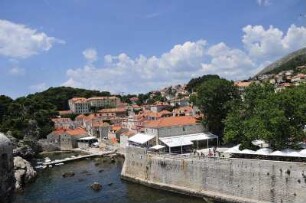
(68, 96), (121, 114)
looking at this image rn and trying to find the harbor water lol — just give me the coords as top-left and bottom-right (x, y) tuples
(12, 154), (209, 203)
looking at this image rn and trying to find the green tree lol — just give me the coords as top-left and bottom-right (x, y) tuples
(224, 83), (306, 150)
(195, 77), (239, 137)
(186, 74), (220, 93)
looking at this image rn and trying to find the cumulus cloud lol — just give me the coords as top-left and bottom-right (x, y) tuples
(0, 19), (64, 58)
(63, 24), (306, 94)
(83, 48), (97, 63)
(202, 43), (256, 79)
(242, 24), (306, 62)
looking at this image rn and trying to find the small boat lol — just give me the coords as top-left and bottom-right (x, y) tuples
(55, 163), (64, 166)
(45, 157), (51, 163)
(35, 165), (45, 169)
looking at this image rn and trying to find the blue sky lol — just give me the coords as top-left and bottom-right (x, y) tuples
(0, 0), (305, 98)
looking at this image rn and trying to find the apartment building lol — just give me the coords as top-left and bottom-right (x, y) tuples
(68, 96), (121, 114)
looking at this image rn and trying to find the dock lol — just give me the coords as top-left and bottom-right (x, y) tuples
(43, 150), (116, 166)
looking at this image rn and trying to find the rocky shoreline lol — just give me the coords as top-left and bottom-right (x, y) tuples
(13, 156), (37, 192)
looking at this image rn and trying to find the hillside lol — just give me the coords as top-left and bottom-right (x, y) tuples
(256, 47), (306, 76)
(27, 86), (111, 110)
(0, 87), (112, 139)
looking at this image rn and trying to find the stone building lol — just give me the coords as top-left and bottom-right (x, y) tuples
(68, 96), (121, 114)
(127, 116), (218, 153)
(47, 128), (88, 150)
(0, 133), (15, 202)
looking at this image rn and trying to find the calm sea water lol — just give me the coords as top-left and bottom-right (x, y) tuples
(12, 155), (209, 203)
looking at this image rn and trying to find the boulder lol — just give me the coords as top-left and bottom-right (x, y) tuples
(62, 171), (75, 178)
(13, 145), (36, 160)
(14, 156), (37, 192)
(90, 182), (102, 191)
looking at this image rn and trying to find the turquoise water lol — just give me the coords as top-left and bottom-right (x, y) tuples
(12, 156), (209, 203)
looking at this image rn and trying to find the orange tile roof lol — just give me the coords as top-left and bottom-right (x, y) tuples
(70, 97), (87, 102)
(234, 81), (252, 87)
(83, 114), (96, 121)
(66, 127), (87, 136)
(75, 114), (86, 120)
(58, 110), (73, 115)
(52, 129), (66, 135)
(92, 121), (109, 127)
(121, 130), (136, 137)
(112, 125), (122, 132)
(144, 116), (198, 128)
(98, 108), (126, 113)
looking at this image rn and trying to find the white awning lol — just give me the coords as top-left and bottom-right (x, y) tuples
(150, 145), (165, 150)
(159, 132), (218, 148)
(128, 133), (155, 144)
(78, 136), (97, 141)
(159, 136), (193, 148)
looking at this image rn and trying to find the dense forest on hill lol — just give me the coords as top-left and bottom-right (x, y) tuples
(0, 87), (111, 139)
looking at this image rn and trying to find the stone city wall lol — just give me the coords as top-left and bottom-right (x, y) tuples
(121, 146), (306, 203)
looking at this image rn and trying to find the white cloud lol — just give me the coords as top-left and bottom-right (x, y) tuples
(257, 0), (271, 6)
(9, 66), (25, 76)
(63, 24), (306, 94)
(242, 24), (306, 62)
(0, 19), (65, 58)
(202, 43), (256, 79)
(29, 82), (48, 92)
(83, 48), (97, 63)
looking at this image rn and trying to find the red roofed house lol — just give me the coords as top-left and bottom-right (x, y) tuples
(144, 116), (203, 138)
(129, 116), (218, 153)
(47, 127), (89, 150)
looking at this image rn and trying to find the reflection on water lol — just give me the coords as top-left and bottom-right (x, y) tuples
(12, 156), (209, 203)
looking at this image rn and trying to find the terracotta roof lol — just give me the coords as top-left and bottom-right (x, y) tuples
(98, 108), (126, 113)
(122, 131), (136, 137)
(58, 110), (73, 115)
(112, 125), (122, 132)
(52, 129), (66, 135)
(132, 104), (141, 108)
(144, 116), (198, 128)
(234, 81), (252, 88)
(83, 114), (96, 121)
(76, 114), (86, 120)
(92, 121), (109, 127)
(70, 97), (87, 102)
(66, 128), (87, 136)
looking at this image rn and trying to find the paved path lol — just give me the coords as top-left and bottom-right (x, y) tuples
(43, 150), (116, 166)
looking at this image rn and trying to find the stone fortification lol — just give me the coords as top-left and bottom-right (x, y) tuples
(121, 146), (306, 203)
(0, 133), (15, 202)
